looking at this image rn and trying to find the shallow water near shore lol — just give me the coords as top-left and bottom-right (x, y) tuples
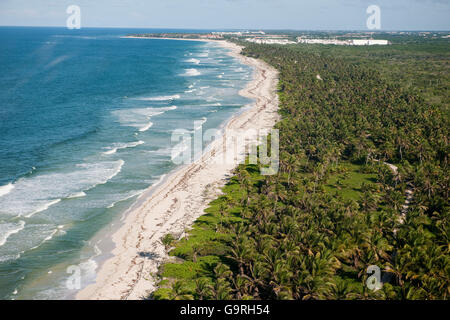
(0, 27), (253, 299)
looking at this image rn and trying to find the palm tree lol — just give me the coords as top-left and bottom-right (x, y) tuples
(195, 278), (213, 300)
(228, 237), (252, 276)
(170, 281), (193, 300)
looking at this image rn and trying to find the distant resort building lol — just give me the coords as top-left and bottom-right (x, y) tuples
(297, 38), (390, 45)
(242, 36), (390, 46)
(348, 39), (390, 45)
(245, 37), (297, 45)
(194, 31), (392, 46)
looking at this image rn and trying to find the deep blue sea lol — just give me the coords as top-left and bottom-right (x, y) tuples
(0, 27), (253, 299)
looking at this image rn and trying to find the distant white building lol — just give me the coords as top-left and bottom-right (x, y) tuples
(351, 39), (389, 45)
(212, 32), (243, 36)
(244, 31), (266, 35)
(298, 38), (347, 45)
(245, 38), (296, 45)
(297, 38), (390, 46)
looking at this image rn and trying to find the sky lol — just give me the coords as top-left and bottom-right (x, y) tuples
(0, 0), (449, 31)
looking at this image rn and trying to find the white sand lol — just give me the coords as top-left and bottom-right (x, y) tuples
(76, 40), (279, 300)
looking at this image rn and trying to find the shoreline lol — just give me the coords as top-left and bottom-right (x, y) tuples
(76, 40), (279, 300)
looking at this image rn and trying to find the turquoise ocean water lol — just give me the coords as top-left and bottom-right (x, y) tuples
(0, 27), (253, 299)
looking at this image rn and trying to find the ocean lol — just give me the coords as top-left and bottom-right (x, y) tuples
(0, 27), (253, 299)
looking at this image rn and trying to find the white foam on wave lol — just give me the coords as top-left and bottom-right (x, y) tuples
(107, 190), (145, 209)
(0, 253), (21, 263)
(25, 199), (61, 218)
(103, 141), (145, 155)
(0, 183), (14, 198)
(67, 191), (87, 199)
(139, 122), (153, 132)
(22, 225), (63, 256)
(113, 106), (177, 132)
(0, 220), (25, 247)
(193, 103), (222, 108)
(43, 228), (59, 242)
(56, 224), (66, 236)
(182, 69), (201, 77)
(0, 223), (60, 264)
(135, 94), (180, 101)
(76, 160), (125, 187)
(185, 58), (200, 65)
(0, 160), (125, 218)
(206, 96), (221, 102)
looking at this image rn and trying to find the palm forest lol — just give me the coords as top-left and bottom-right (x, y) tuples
(152, 34), (449, 300)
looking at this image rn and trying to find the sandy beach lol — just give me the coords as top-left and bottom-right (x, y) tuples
(76, 40), (279, 300)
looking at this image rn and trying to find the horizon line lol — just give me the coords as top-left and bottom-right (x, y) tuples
(0, 25), (449, 32)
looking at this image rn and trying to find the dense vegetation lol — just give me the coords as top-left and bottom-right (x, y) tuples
(152, 39), (449, 300)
